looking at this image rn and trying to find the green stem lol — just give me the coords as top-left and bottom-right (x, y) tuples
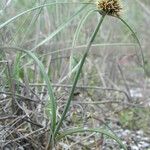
(57, 128), (127, 150)
(118, 17), (145, 71)
(54, 14), (106, 137)
(0, 46), (56, 133)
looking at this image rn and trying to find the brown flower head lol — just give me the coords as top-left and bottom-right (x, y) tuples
(97, 0), (122, 17)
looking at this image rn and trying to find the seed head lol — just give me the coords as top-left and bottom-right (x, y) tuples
(97, 0), (122, 17)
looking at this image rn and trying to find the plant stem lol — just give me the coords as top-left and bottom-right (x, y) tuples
(54, 13), (106, 137)
(118, 17), (145, 72)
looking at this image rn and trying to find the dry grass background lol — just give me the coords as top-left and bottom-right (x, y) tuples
(0, 0), (150, 149)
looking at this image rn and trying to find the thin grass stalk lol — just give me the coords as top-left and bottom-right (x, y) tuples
(20, 3), (90, 60)
(0, 2), (93, 30)
(31, 4), (90, 51)
(57, 127), (127, 150)
(118, 17), (145, 71)
(69, 9), (95, 77)
(6, 62), (16, 113)
(0, 46), (56, 132)
(54, 13), (106, 137)
(8, 14), (31, 45)
(20, 0), (47, 45)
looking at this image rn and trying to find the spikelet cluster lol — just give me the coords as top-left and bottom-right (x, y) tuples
(97, 0), (122, 16)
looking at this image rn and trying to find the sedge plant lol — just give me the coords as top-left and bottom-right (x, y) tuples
(0, 0), (145, 149)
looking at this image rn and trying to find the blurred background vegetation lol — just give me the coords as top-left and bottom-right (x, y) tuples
(0, 0), (150, 149)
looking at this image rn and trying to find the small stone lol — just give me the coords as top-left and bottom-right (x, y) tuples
(131, 145), (139, 150)
(136, 130), (144, 135)
(138, 141), (150, 148)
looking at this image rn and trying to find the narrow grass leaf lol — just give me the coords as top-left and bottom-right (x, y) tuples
(0, 2), (92, 30)
(56, 127), (127, 150)
(69, 9), (96, 76)
(0, 46), (56, 132)
(31, 4), (89, 51)
(118, 17), (145, 70)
